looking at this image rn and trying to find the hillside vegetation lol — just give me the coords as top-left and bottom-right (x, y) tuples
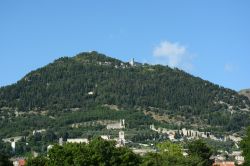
(0, 51), (250, 139)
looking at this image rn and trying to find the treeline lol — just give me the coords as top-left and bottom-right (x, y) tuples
(25, 138), (213, 166)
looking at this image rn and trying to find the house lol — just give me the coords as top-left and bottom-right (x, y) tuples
(18, 159), (26, 166)
(231, 151), (244, 165)
(12, 159), (26, 166)
(101, 135), (111, 140)
(132, 148), (156, 156)
(33, 129), (46, 135)
(235, 155), (244, 165)
(228, 135), (242, 143)
(213, 161), (235, 166)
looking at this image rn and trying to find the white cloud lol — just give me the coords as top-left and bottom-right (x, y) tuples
(224, 63), (235, 72)
(153, 41), (194, 71)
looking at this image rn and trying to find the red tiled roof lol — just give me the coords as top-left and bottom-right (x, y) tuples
(19, 159), (26, 166)
(213, 161), (235, 166)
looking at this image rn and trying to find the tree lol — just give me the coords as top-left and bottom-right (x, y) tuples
(116, 147), (141, 166)
(187, 140), (213, 166)
(25, 156), (48, 166)
(0, 153), (13, 166)
(27, 137), (142, 166)
(240, 126), (250, 166)
(141, 152), (164, 166)
(87, 137), (141, 166)
(0, 141), (12, 156)
(157, 141), (183, 157)
(154, 141), (189, 166)
(140, 141), (211, 166)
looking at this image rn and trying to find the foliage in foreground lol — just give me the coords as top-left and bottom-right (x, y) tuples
(25, 138), (213, 166)
(0, 153), (13, 166)
(142, 140), (213, 166)
(240, 127), (250, 166)
(26, 137), (140, 166)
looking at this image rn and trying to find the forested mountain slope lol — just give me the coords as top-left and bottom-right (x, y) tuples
(0, 51), (249, 137)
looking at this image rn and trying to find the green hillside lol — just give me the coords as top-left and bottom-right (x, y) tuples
(0, 51), (249, 140)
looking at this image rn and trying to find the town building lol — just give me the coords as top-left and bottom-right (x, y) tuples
(116, 131), (125, 147)
(67, 138), (89, 144)
(11, 158), (26, 166)
(106, 119), (125, 129)
(32, 129), (46, 135)
(212, 161), (235, 166)
(101, 135), (111, 140)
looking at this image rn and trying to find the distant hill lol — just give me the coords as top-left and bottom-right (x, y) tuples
(0, 51), (249, 139)
(239, 89), (250, 100)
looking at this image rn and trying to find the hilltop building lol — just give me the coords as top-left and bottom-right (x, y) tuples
(129, 58), (135, 66)
(129, 58), (142, 67)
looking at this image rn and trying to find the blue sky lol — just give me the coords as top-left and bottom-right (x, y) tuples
(0, 0), (249, 91)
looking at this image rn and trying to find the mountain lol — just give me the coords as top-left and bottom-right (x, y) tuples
(239, 89), (250, 100)
(0, 51), (250, 139)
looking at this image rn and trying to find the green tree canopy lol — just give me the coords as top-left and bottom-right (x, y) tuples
(25, 156), (48, 166)
(187, 140), (213, 166)
(26, 137), (141, 166)
(0, 153), (13, 166)
(141, 141), (207, 166)
(240, 127), (250, 166)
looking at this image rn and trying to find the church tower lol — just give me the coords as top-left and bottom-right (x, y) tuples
(130, 58), (135, 66)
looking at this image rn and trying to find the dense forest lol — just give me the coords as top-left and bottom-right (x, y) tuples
(0, 51), (249, 141)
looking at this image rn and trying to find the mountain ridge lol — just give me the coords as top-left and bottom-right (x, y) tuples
(0, 51), (249, 138)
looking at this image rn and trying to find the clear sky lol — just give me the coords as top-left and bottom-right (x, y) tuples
(0, 0), (249, 91)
